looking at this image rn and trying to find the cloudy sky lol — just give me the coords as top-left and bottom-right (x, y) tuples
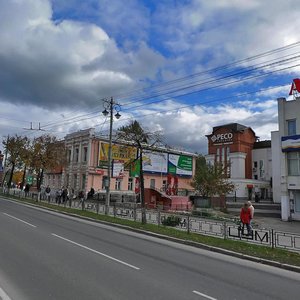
(1, 0), (300, 154)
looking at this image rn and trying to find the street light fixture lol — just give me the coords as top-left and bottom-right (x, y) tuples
(102, 97), (121, 215)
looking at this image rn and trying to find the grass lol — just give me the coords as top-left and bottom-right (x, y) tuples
(2, 193), (300, 268)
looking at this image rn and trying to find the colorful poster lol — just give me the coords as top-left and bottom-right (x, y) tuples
(112, 160), (125, 178)
(142, 151), (168, 174)
(99, 142), (137, 167)
(168, 154), (193, 176)
(129, 151), (168, 175)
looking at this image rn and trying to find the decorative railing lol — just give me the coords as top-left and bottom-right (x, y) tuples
(1, 188), (300, 253)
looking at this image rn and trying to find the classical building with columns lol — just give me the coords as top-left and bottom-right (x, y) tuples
(205, 123), (272, 202)
(44, 128), (196, 203)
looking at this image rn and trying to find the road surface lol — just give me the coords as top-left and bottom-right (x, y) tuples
(0, 197), (300, 300)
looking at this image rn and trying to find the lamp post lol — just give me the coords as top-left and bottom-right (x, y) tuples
(102, 97), (121, 215)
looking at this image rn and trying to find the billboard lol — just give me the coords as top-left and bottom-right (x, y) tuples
(142, 151), (168, 174)
(129, 151), (168, 176)
(99, 142), (137, 168)
(168, 154), (193, 176)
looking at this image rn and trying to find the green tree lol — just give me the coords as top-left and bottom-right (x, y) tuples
(191, 155), (235, 203)
(117, 120), (162, 224)
(2, 135), (29, 188)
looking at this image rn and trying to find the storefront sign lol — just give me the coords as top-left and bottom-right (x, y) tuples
(211, 132), (233, 144)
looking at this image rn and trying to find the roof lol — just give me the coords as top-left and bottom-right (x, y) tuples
(253, 140), (271, 149)
(213, 123), (248, 132)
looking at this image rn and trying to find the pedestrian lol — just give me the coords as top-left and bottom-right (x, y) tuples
(62, 186), (68, 203)
(78, 190), (85, 207)
(87, 187), (95, 199)
(24, 183), (30, 197)
(45, 185), (51, 202)
(247, 200), (254, 223)
(240, 202), (253, 236)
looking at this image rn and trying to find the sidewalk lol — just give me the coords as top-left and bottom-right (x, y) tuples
(254, 216), (300, 234)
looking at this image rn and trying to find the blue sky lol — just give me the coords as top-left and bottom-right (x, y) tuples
(1, 0), (300, 153)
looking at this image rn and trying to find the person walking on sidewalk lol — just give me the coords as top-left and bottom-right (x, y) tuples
(240, 202), (253, 236)
(247, 200), (254, 224)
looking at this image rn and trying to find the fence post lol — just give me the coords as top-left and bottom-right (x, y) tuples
(187, 215), (190, 234)
(271, 229), (275, 249)
(158, 208), (161, 226)
(223, 221), (227, 240)
(113, 203), (116, 217)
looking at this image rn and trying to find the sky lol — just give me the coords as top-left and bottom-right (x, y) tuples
(1, 0), (300, 154)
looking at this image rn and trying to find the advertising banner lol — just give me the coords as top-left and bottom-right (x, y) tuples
(142, 151), (168, 174)
(99, 142), (137, 168)
(129, 151), (168, 176)
(282, 135), (300, 152)
(112, 160), (125, 178)
(168, 154), (193, 176)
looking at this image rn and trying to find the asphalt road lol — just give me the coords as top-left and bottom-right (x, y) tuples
(0, 197), (300, 300)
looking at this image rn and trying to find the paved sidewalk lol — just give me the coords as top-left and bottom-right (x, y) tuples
(254, 216), (300, 234)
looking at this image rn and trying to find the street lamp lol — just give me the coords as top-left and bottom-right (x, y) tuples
(102, 97), (121, 215)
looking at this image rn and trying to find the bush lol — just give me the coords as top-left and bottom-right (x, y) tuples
(161, 215), (181, 227)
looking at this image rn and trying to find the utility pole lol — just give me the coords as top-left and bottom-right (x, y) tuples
(102, 97), (121, 215)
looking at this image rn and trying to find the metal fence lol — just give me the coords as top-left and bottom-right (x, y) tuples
(2, 188), (300, 253)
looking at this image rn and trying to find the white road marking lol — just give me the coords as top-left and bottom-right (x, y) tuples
(0, 286), (12, 300)
(51, 233), (140, 270)
(3, 213), (36, 228)
(193, 290), (218, 300)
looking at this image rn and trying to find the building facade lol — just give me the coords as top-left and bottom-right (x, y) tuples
(205, 123), (272, 201)
(45, 128), (196, 202)
(272, 96), (300, 221)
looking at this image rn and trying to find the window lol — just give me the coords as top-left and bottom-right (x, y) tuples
(287, 152), (300, 176)
(259, 160), (264, 178)
(128, 178), (133, 191)
(81, 174), (86, 190)
(253, 161), (258, 168)
(221, 147), (225, 163)
(102, 176), (108, 189)
(226, 147), (230, 177)
(150, 179), (155, 189)
(162, 180), (167, 191)
(83, 147), (88, 162)
(295, 191), (300, 213)
(216, 148), (220, 162)
(68, 149), (71, 163)
(73, 174), (77, 189)
(74, 148), (79, 162)
(287, 119), (296, 136)
(115, 178), (122, 190)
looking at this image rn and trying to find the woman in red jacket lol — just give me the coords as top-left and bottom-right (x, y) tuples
(240, 202), (253, 236)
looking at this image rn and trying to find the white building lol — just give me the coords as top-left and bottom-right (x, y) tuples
(272, 96), (300, 221)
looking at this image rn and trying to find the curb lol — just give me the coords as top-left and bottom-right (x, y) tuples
(2, 195), (300, 274)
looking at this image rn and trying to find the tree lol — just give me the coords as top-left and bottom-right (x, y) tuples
(191, 155), (235, 205)
(117, 120), (162, 224)
(2, 135), (29, 188)
(30, 135), (66, 191)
